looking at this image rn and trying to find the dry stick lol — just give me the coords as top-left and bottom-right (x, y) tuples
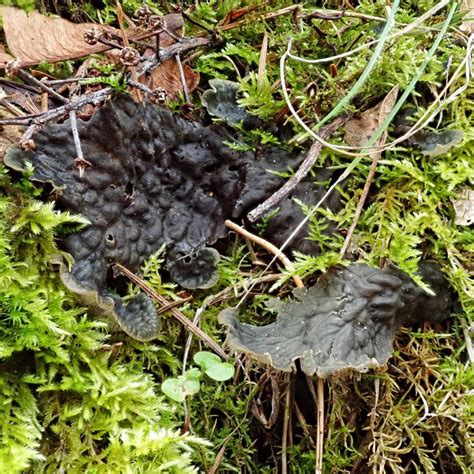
(225, 220), (304, 289)
(15, 69), (67, 104)
(21, 88), (112, 146)
(208, 439), (230, 474)
(0, 88), (113, 127)
(305, 375), (324, 473)
(247, 115), (348, 222)
(315, 378), (325, 474)
(339, 135), (385, 257)
(157, 296), (192, 314)
(113, 262), (228, 360)
(258, 31), (269, 90)
(175, 53), (190, 103)
(281, 372), (292, 474)
(138, 36), (215, 77)
(213, 4), (301, 34)
(69, 110), (91, 177)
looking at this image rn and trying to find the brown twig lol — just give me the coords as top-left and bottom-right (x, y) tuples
(113, 262), (228, 360)
(212, 4), (301, 34)
(281, 372), (292, 474)
(15, 69), (67, 104)
(0, 87), (113, 127)
(225, 220), (304, 289)
(339, 139), (384, 257)
(138, 36), (216, 77)
(315, 378), (325, 474)
(157, 295), (192, 314)
(247, 115), (348, 222)
(18, 88), (113, 146)
(305, 375), (325, 473)
(69, 110), (91, 177)
(175, 53), (190, 103)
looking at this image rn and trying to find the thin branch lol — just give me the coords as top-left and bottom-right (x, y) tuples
(69, 110), (92, 177)
(175, 53), (190, 103)
(214, 4), (301, 34)
(15, 69), (67, 104)
(339, 135), (384, 257)
(281, 372), (292, 474)
(138, 36), (216, 77)
(113, 262), (228, 360)
(315, 378), (325, 474)
(247, 115), (347, 222)
(225, 220), (304, 289)
(0, 87), (113, 127)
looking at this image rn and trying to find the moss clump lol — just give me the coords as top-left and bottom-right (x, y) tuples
(0, 167), (211, 472)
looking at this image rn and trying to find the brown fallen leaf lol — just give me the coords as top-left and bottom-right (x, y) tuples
(0, 7), (199, 100)
(0, 6), (122, 68)
(461, 0), (474, 34)
(452, 188), (474, 226)
(138, 17), (200, 100)
(344, 86), (399, 149)
(140, 53), (200, 100)
(0, 45), (13, 65)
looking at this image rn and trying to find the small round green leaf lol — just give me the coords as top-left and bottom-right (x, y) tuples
(161, 376), (200, 402)
(205, 362), (235, 382)
(161, 378), (186, 403)
(185, 367), (202, 381)
(193, 351), (222, 370)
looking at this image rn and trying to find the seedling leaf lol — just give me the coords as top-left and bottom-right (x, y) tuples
(193, 351), (222, 369)
(204, 363), (235, 382)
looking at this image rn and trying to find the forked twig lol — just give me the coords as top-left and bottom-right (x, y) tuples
(113, 262), (228, 360)
(247, 115), (348, 222)
(225, 220), (304, 289)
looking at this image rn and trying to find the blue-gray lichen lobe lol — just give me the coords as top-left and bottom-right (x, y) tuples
(219, 263), (451, 377)
(6, 94), (338, 340)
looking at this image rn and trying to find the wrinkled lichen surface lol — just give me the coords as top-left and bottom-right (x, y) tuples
(219, 263), (451, 378)
(6, 95), (339, 340)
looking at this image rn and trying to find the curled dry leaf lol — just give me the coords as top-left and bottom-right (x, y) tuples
(452, 188), (474, 226)
(461, 0), (474, 33)
(0, 45), (13, 66)
(138, 16), (200, 100)
(0, 7), (199, 100)
(0, 120), (22, 163)
(344, 86), (399, 149)
(0, 6), (122, 68)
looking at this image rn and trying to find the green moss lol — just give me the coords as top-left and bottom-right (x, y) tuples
(0, 168), (211, 472)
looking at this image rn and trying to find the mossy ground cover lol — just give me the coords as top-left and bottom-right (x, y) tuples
(0, 1), (473, 472)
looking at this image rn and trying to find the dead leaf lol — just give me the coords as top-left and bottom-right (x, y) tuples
(344, 86), (399, 149)
(0, 45), (13, 65)
(0, 6), (122, 68)
(138, 16), (199, 100)
(0, 8), (187, 69)
(140, 55), (200, 100)
(452, 188), (474, 226)
(0, 125), (22, 163)
(461, 0), (474, 33)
